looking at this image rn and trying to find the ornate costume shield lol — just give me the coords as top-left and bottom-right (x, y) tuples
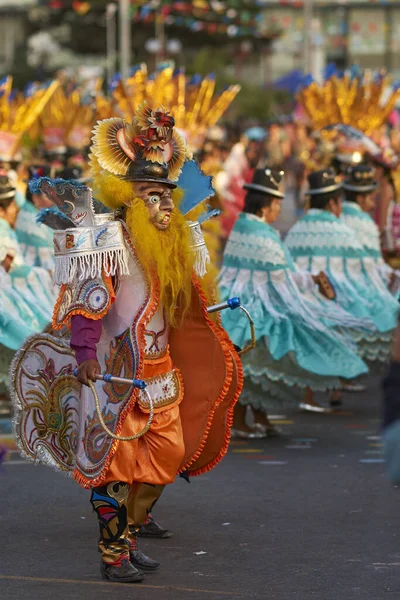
(11, 333), (80, 473)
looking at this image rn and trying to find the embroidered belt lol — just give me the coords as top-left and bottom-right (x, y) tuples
(138, 369), (182, 412)
(144, 347), (168, 360)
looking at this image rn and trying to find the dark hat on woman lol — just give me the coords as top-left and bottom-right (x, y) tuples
(243, 168), (284, 199)
(343, 165), (377, 193)
(307, 168), (342, 196)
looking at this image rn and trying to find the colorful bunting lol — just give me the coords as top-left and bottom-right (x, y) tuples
(42, 0), (266, 39)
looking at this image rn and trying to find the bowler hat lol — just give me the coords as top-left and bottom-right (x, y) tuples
(307, 168), (341, 196)
(343, 165), (377, 193)
(243, 168), (284, 199)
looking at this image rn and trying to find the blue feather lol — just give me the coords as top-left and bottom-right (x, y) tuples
(198, 208), (221, 224)
(323, 63), (337, 81)
(36, 206), (76, 230)
(190, 74), (202, 86)
(300, 74), (314, 89)
(29, 176), (87, 195)
(28, 179), (41, 194)
(176, 160), (216, 216)
(95, 227), (109, 246)
(75, 231), (88, 248)
(129, 65), (142, 76)
(349, 64), (360, 81)
(109, 72), (121, 93)
(36, 206), (64, 224)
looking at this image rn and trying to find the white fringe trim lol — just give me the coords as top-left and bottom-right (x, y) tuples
(193, 244), (210, 278)
(54, 247), (130, 285)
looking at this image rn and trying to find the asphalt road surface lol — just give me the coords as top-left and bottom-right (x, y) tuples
(1, 375), (399, 600)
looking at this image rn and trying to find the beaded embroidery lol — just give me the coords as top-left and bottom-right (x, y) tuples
(138, 369), (182, 412)
(54, 274), (112, 327)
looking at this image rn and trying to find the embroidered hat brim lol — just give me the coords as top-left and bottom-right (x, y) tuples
(243, 182), (284, 198)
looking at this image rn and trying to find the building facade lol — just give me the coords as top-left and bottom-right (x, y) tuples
(262, 1), (400, 79)
(0, 1), (36, 73)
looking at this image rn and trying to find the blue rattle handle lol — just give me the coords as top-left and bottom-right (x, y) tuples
(73, 369), (147, 389)
(207, 297), (241, 314)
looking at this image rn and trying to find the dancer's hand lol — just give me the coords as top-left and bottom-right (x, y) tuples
(1, 253), (14, 273)
(313, 271), (336, 300)
(77, 359), (101, 386)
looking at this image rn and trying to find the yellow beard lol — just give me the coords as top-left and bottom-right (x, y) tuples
(125, 198), (195, 328)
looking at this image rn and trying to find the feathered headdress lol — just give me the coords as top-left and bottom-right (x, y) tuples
(39, 86), (96, 155)
(111, 65), (240, 152)
(297, 67), (400, 136)
(90, 102), (190, 207)
(297, 67), (400, 173)
(0, 77), (60, 161)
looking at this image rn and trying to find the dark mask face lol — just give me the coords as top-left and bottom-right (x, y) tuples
(135, 182), (174, 230)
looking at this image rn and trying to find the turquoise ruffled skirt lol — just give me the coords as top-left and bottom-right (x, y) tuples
(220, 268), (368, 410)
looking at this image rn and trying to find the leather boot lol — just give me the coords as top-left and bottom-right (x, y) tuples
(91, 481), (145, 583)
(128, 483), (172, 539)
(128, 532), (160, 572)
(101, 557), (144, 583)
(137, 513), (173, 539)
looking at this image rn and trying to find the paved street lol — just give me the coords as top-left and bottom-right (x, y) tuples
(1, 375), (399, 600)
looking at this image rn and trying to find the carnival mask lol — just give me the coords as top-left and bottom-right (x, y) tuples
(134, 182), (174, 231)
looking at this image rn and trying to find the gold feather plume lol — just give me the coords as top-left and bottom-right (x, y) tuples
(94, 94), (115, 121)
(111, 66), (240, 152)
(39, 86), (96, 150)
(0, 77), (60, 159)
(297, 69), (400, 136)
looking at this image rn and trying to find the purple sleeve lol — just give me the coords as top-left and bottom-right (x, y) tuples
(70, 315), (102, 365)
